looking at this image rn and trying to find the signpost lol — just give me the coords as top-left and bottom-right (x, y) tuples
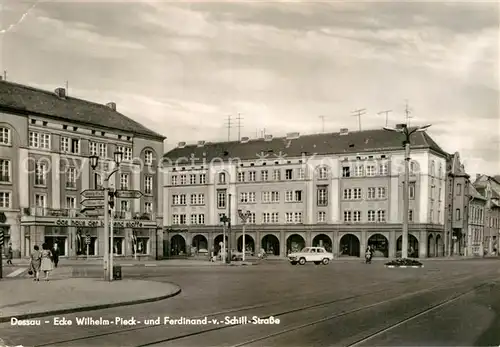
(115, 190), (143, 199)
(81, 199), (105, 207)
(85, 235), (90, 260)
(81, 189), (105, 199)
(84, 208), (105, 217)
(0, 228), (3, 279)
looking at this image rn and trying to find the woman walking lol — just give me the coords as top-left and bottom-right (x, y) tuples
(30, 245), (42, 281)
(40, 243), (54, 281)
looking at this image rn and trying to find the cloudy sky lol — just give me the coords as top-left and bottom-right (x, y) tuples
(0, 0), (498, 177)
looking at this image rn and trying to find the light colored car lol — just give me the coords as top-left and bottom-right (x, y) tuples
(288, 247), (334, 265)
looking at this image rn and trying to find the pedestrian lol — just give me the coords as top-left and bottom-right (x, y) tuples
(365, 246), (373, 264)
(40, 243), (54, 281)
(6, 243), (13, 265)
(30, 245), (42, 281)
(52, 243), (60, 268)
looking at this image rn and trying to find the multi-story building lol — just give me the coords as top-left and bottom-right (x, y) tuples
(467, 185), (486, 256)
(444, 152), (470, 256)
(474, 174), (500, 255)
(0, 81), (165, 259)
(162, 127), (448, 258)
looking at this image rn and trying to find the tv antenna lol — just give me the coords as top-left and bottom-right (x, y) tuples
(378, 110), (392, 127)
(351, 108), (366, 131)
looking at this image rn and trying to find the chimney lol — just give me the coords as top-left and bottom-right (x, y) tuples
(177, 141), (186, 148)
(286, 132), (300, 140)
(395, 123), (406, 129)
(54, 87), (66, 98)
(197, 140), (205, 147)
(106, 102), (116, 111)
(240, 137), (250, 143)
(339, 128), (349, 135)
(264, 134), (273, 141)
(476, 173), (480, 182)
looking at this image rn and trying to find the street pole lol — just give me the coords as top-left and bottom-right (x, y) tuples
(403, 138), (410, 259)
(222, 223), (226, 263)
(227, 193), (232, 264)
(109, 202), (114, 281)
(86, 237), (89, 260)
(242, 221), (246, 262)
(103, 180), (109, 281)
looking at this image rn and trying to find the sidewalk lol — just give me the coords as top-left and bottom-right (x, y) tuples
(0, 277), (181, 323)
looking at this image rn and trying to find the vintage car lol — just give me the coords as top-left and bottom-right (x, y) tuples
(288, 247), (334, 265)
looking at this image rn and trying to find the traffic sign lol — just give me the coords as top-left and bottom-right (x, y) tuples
(84, 208), (105, 216)
(81, 189), (105, 199)
(81, 199), (105, 207)
(115, 190), (143, 199)
(0, 229), (3, 246)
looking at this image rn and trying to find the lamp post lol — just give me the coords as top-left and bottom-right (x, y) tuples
(383, 123), (431, 259)
(238, 209), (251, 262)
(220, 215), (229, 263)
(89, 151), (123, 281)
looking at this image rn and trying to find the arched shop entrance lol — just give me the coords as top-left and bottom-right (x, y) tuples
(396, 234), (419, 258)
(237, 235), (255, 254)
(339, 234), (360, 257)
(428, 234), (435, 257)
(435, 235), (444, 257)
(287, 234), (305, 254)
(170, 235), (186, 256)
(192, 235), (208, 255)
(214, 234), (228, 254)
(312, 234), (332, 252)
(261, 234), (280, 256)
(367, 234), (389, 257)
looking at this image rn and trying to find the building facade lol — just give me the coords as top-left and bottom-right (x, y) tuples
(162, 127), (448, 259)
(467, 185), (486, 256)
(0, 81), (165, 259)
(474, 175), (500, 255)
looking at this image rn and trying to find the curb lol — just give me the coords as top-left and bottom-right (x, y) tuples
(0, 283), (181, 323)
(385, 265), (424, 268)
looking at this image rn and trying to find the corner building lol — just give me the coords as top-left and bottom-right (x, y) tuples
(162, 128), (448, 259)
(0, 81), (165, 259)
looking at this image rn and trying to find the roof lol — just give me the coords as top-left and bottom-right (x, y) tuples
(163, 127), (447, 163)
(470, 185), (487, 201)
(0, 81), (165, 140)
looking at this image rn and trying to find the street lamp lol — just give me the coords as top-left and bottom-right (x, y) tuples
(220, 215), (230, 263)
(383, 123), (431, 259)
(238, 209), (251, 262)
(88, 151), (123, 281)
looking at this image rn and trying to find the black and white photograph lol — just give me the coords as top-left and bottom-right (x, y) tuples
(0, 0), (499, 346)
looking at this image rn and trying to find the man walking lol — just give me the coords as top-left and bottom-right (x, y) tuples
(52, 243), (60, 268)
(6, 243), (13, 265)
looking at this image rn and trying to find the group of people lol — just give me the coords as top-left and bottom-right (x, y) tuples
(29, 243), (59, 281)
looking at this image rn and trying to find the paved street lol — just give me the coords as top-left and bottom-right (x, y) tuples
(0, 259), (499, 346)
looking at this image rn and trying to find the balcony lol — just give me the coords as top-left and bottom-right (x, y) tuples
(22, 207), (82, 217)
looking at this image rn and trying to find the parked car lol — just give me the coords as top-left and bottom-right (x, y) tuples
(288, 247), (334, 265)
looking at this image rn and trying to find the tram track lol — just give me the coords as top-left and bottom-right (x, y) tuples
(30, 270), (492, 347)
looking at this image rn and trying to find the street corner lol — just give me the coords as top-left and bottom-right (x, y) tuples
(0, 278), (181, 323)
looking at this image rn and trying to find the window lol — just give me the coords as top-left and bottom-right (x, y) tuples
(285, 190), (302, 202)
(438, 164), (442, 178)
(66, 167), (77, 188)
(318, 211), (326, 223)
(179, 214), (186, 225)
(180, 175), (187, 185)
(35, 163), (47, 186)
(430, 161), (435, 176)
(190, 214), (205, 224)
(377, 210), (386, 222)
(318, 166), (328, 179)
(410, 161), (417, 174)
(248, 171), (256, 181)
(29, 132), (51, 149)
(120, 200), (130, 212)
(0, 127), (11, 145)
(344, 211), (352, 222)
(89, 141), (98, 156)
(217, 190), (226, 208)
(438, 188), (442, 201)
(271, 191), (279, 202)
(366, 165), (376, 176)
(273, 169), (281, 180)
(117, 146), (132, 161)
(120, 173), (129, 190)
(297, 168), (305, 180)
(343, 189), (352, 200)
(353, 188), (362, 200)
(171, 175), (178, 185)
(240, 192), (256, 203)
(66, 196), (76, 209)
(247, 213), (256, 224)
(317, 187), (328, 206)
(0, 159), (11, 182)
(409, 209), (413, 222)
(61, 137), (80, 154)
(0, 191), (11, 208)
(379, 163), (388, 176)
(199, 174), (206, 184)
(237, 172), (245, 182)
(144, 150), (153, 165)
(98, 143), (107, 158)
(342, 166), (350, 178)
(285, 169), (293, 180)
(263, 212), (279, 223)
(172, 214), (180, 225)
(353, 211), (361, 222)
(285, 212), (294, 223)
(144, 202), (153, 214)
(294, 190), (303, 202)
(456, 208), (461, 220)
(294, 212), (302, 223)
(368, 210), (376, 222)
(409, 183), (415, 199)
(456, 183), (462, 195)
(285, 191), (293, 202)
(218, 172), (226, 184)
(261, 170), (268, 181)
(190, 193), (205, 205)
(144, 176), (153, 194)
(263, 191), (279, 203)
(189, 174), (196, 184)
(377, 187), (386, 199)
(35, 194), (46, 208)
(367, 187), (376, 199)
(354, 165), (364, 177)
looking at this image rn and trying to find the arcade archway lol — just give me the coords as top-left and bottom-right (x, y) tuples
(287, 234), (305, 254)
(237, 235), (255, 253)
(214, 234), (228, 254)
(261, 234), (280, 255)
(367, 234), (389, 257)
(192, 235), (208, 254)
(428, 234), (435, 257)
(170, 235), (186, 256)
(339, 234), (360, 257)
(312, 234), (332, 252)
(435, 234), (444, 257)
(396, 234), (419, 258)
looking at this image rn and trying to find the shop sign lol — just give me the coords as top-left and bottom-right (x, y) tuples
(55, 218), (152, 228)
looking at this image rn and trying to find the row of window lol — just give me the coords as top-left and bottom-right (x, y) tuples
(342, 163), (389, 178)
(172, 173), (207, 186)
(343, 187), (387, 200)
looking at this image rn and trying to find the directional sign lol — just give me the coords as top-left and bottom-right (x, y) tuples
(81, 189), (105, 199)
(81, 199), (105, 207)
(84, 208), (105, 216)
(115, 190), (143, 199)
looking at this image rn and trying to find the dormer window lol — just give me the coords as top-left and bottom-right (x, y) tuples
(218, 172), (226, 184)
(145, 150), (153, 165)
